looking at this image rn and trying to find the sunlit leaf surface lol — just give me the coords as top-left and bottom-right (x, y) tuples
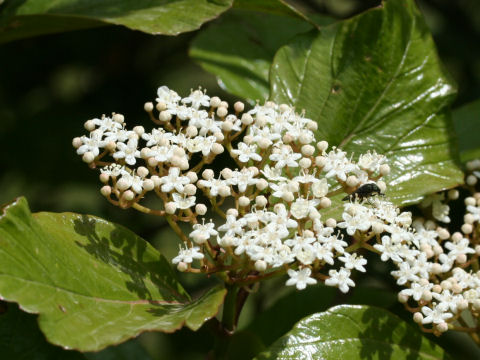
(0, 0), (233, 43)
(255, 305), (451, 360)
(269, 0), (463, 217)
(0, 197), (226, 351)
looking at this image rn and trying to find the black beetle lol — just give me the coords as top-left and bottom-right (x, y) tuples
(342, 183), (384, 201)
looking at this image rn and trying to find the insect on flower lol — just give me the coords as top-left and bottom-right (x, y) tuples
(342, 183), (384, 201)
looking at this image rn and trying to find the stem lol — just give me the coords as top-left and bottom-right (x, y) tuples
(222, 284), (239, 332)
(211, 284), (239, 359)
(165, 215), (192, 247)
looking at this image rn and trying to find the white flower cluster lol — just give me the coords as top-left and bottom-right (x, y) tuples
(378, 161), (480, 336)
(73, 86), (393, 294)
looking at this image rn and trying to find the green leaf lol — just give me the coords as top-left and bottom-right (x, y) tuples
(233, 0), (312, 23)
(0, 197), (226, 352)
(269, 0), (463, 216)
(190, 10), (332, 103)
(254, 305), (451, 360)
(0, 302), (86, 360)
(85, 338), (153, 360)
(452, 99), (480, 162)
(0, 0), (233, 43)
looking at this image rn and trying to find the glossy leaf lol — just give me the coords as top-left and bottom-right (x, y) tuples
(0, 302), (86, 360)
(452, 99), (480, 162)
(270, 0), (463, 216)
(190, 10), (331, 103)
(254, 305), (451, 360)
(0, 197), (226, 352)
(233, 0), (313, 23)
(0, 0), (233, 43)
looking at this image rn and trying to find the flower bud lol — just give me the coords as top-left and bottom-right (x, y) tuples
(210, 96), (221, 108)
(184, 184), (197, 196)
(255, 260), (267, 272)
(241, 113), (253, 125)
(72, 137), (82, 148)
(202, 169), (214, 180)
(144, 102), (154, 112)
(177, 262), (188, 272)
(84, 120), (95, 131)
(234, 101), (244, 113)
(379, 164), (390, 176)
(222, 120), (234, 133)
(465, 197), (476, 206)
(216, 106), (228, 118)
(301, 144), (315, 156)
(466, 174), (477, 186)
(255, 195), (268, 207)
(122, 190), (135, 201)
(82, 152), (95, 163)
(165, 202), (177, 214)
(256, 179), (268, 191)
(159, 111), (172, 122)
(218, 186), (231, 197)
(299, 158), (312, 168)
(212, 143), (224, 155)
(109, 114), (124, 125)
(461, 223), (473, 235)
(99, 173), (110, 183)
(195, 204), (207, 215)
(133, 126), (145, 136)
(320, 197), (331, 208)
(317, 141), (328, 152)
(413, 312), (423, 324)
(239, 196), (250, 207)
(435, 322), (448, 333)
(143, 179), (154, 191)
(100, 185), (111, 197)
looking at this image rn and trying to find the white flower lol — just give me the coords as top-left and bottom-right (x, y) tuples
(91, 116), (123, 133)
(422, 193), (450, 223)
(159, 167), (190, 193)
(228, 168), (258, 192)
(198, 177), (228, 197)
(145, 145), (173, 163)
(286, 268), (317, 290)
(77, 129), (105, 156)
(100, 164), (124, 177)
(357, 150), (385, 173)
(172, 246), (204, 264)
(322, 148), (355, 181)
(198, 116), (222, 136)
(400, 281), (433, 301)
(445, 237), (475, 257)
(181, 89), (210, 109)
(311, 178), (329, 198)
(261, 165), (287, 182)
(218, 214), (245, 237)
(325, 268), (355, 293)
(232, 142), (262, 163)
(113, 138), (140, 165)
(142, 128), (174, 147)
(339, 253), (367, 272)
(374, 235), (403, 263)
(189, 220), (218, 244)
(421, 303), (453, 324)
(337, 210), (372, 236)
(390, 261), (419, 285)
(290, 197), (320, 219)
(156, 86), (181, 107)
(172, 193), (196, 209)
(269, 145), (301, 169)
